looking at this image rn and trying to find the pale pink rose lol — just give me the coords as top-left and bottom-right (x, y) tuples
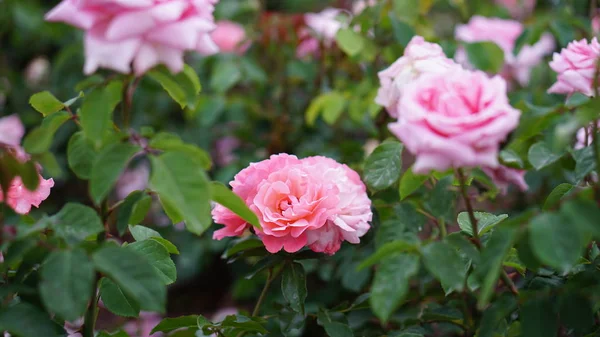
(352, 0), (377, 14)
(116, 164), (150, 200)
(296, 8), (346, 58)
(495, 0), (536, 19)
(0, 115), (25, 146)
(575, 121), (600, 149)
(211, 21), (250, 54)
(548, 38), (600, 97)
(45, 0), (220, 76)
(123, 312), (164, 337)
(594, 15), (600, 35)
(482, 166), (528, 194)
(0, 116), (54, 214)
(455, 16), (554, 86)
(212, 154), (372, 255)
(388, 69), (521, 173)
(375, 36), (459, 118)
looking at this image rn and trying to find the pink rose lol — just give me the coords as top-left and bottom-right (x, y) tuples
(455, 16), (554, 86)
(296, 8), (346, 58)
(375, 36), (458, 118)
(212, 154), (372, 255)
(594, 15), (600, 35)
(495, 0), (536, 19)
(482, 166), (528, 194)
(211, 21), (250, 54)
(352, 0), (377, 14)
(575, 121), (600, 149)
(0, 115), (54, 214)
(388, 69), (521, 173)
(45, 0), (220, 75)
(548, 38), (600, 97)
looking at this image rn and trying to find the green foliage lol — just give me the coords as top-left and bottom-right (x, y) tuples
(464, 42), (505, 73)
(363, 141), (404, 191)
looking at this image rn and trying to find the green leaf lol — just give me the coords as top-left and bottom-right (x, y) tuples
(573, 146), (596, 182)
(99, 277), (140, 317)
(305, 91), (346, 126)
(211, 181), (260, 228)
(521, 298), (558, 337)
(92, 245), (166, 313)
(220, 315), (268, 334)
(150, 151), (212, 235)
(528, 142), (563, 170)
(39, 249), (95, 321)
(149, 133), (212, 170)
(127, 240), (177, 285)
(457, 212), (508, 236)
(389, 13), (415, 47)
(52, 203), (104, 245)
(323, 322), (354, 337)
(424, 176), (455, 221)
(29, 91), (64, 116)
(529, 213), (584, 272)
(559, 293), (594, 335)
(80, 80), (123, 147)
(0, 302), (65, 337)
(358, 240), (419, 269)
(560, 199), (600, 238)
(222, 237), (265, 259)
(370, 254), (419, 323)
(116, 191), (145, 235)
(193, 95), (226, 126)
(363, 141), (404, 191)
(392, 0), (420, 24)
(210, 58), (242, 93)
(543, 183), (574, 210)
(128, 224), (178, 254)
(89, 142), (140, 205)
(148, 65), (201, 108)
(478, 294), (518, 337)
(151, 315), (200, 333)
(421, 241), (466, 294)
(336, 28), (365, 56)
(67, 131), (97, 179)
(281, 262), (307, 315)
(499, 149), (524, 168)
(464, 41), (505, 73)
(399, 167), (428, 200)
(22, 111), (71, 154)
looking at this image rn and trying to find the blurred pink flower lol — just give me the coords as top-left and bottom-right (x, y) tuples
(495, 0), (536, 19)
(116, 164), (150, 200)
(123, 312), (164, 337)
(482, 166), (528, 194)
(575, 121), (600, 149)
(594, 15), (600, 35)
(214, 136), (240, 167)
(548, 38), (600, 97)
(375, 36), (459, 117)
(45, 0), (220, 75)
(352, 0), (377, 14)
(455, 16), (554, 86)
(211, 21), (250, 54)
(296, 8), (346, 58)
(388, 69), (521, 173)
(212, 154), (371, 255)
(0, 115), (54, 214)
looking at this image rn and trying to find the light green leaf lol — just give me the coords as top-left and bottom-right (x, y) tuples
(89, 142), (140, 205)
(39, 249), (95, 321)
(336, 28), (365, 56)
(464, 41), (505, 73)
(92, 245), (166, 313)
(151, 316), (200, 334)
(129, 225), (179, 255)
(148, 65), (201, 108)
(150, 151), (212, 235)
(80, 80), (123, 147)
(127, 240), (177, 285)
(67, 131), (97, 179)
(29, 91), (64, 116)
(457, 212), (508, 236)
(305, 92), (346, 126)
(52, 203), (104, 245)
(23, 111), (71, 154)
(399, 167), (428, 200)
(149, 133), (212, 170)
(210, 58), (242, 93)
(364, 141), (404, 191)
(528, 142), (563, 170)
(99, 277), (140, 317)
(421, 241), (466, 294)
(211, 181), (260, 228)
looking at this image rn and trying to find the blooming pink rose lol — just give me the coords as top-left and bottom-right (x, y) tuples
(0, 115), (54, 214)
(455, 16), (554, 86)
(388, 69), (521, 173)
(0, 115), (25, 146)
(212, 154), (372, 254)
(375, 36), (458, 118)
(296, 8), (346, 58)
(548, 38), (600, 97)
(45, 0), (220, 75)
(482, 166), (528, 194)
(495, 0), (536, 19)
(211, 21), (250, 54)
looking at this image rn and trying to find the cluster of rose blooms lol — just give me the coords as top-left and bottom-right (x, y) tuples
(4, 0), (600, 264)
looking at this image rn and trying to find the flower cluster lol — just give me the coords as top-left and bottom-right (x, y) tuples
(212, 154), (372, 255)
(376, 35), (527, 192)
(45, 0), (221, 75)
(0, 115), (54, 214)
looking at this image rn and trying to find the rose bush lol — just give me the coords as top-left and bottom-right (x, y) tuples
(2, 0), (600, 337)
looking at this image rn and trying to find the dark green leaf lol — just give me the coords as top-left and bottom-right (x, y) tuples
(573, 146), (596, 182)
(323, 321), (354, 337)
(421, 241), (466, 294)
(529, 213), (584, 272)
(52, 203), (104, 245)
(22, 111), (71, 154)
(370, 254), (419, 323)
(543, 183), (574, 210)
(89, 142), (140, 205)
(478, 294), (517, 337)
(281, 262), (307, 315)
(358, 240), (419, 269)
(528, 142), (563, 170)
(559, 293), (594, 335)
(464, 42), (505, 73)
(99, 277), (140, 317)
(210, 58), (242, 93)
(363, 141), (404, 191)
(521, 298), (558, 337)
(399, 167), (428, 200)
(424, 176), (455, 221)
(560, 199), (600, 238)
(29, 91), (64, 116)
(127, 240), (177, 285)
(116, 191), (145, 235)
(151, 315), (200, 333)
(222, 237), (265, 259)
(92, 245), (166, 313)
(150, 151), (212, 235)
(80, 80), (123, 147)
(0, 302), (65, 337)
(211, 181), (260, 228)
(220, 314), (268, 334)
(67, 131), (97, 179)
(457, 212), (508, 236)
(389, 13), (415, 47)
